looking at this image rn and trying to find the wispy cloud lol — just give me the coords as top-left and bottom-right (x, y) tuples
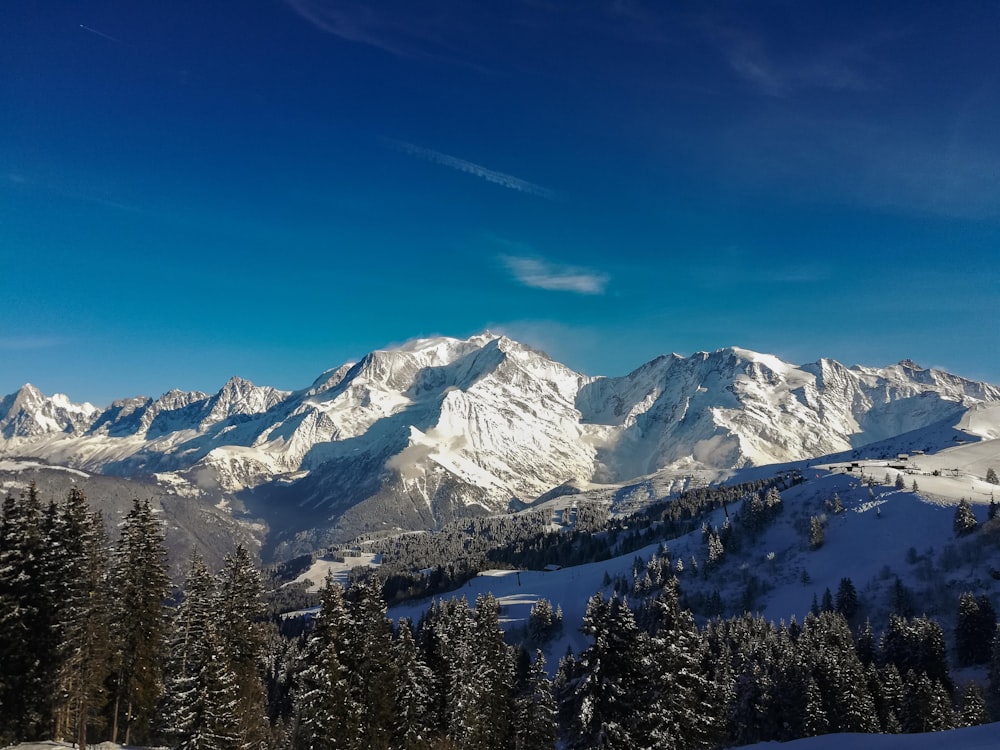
(387, 139), (559, 200)
(0, 336), (63, 350)
(500, 254), (609, 294)
(79, 24), (129, 47)
(282, 0), (416, 58)
(720, 111), (1000, 219)
(709, 24), (880, 97)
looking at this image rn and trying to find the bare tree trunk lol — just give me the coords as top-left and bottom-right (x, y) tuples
(110, 690), (120, 744)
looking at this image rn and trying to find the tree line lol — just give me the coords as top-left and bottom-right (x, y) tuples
(3, 482), (998, 749)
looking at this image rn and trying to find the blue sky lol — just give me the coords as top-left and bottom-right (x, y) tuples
(2, 1), (999, 406)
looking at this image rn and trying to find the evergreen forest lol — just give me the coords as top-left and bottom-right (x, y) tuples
(2, 482), (1000, 750)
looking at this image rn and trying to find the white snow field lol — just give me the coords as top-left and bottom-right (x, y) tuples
(740, 720), (1000, 748)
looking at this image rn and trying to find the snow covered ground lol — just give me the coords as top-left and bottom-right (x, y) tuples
(390, 431), (1000, 665)
(740, 721), (1000, 749)
(285, 551), (381, 592)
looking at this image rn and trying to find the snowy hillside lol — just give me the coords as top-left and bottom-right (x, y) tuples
(391, 413), (1000, 660)
(2, 334), (998, 550)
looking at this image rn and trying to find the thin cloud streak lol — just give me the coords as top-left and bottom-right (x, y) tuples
(500, 255), (608, 294)
(0, 336), (63, 351)
(282, 0), (427, 60)
(387, 139), (560, 200)
(707, 23), (878, 97)
(79, 24), (128, 46)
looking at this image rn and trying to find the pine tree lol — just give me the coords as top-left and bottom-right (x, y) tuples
(452, 592), (515, 750)
(52, 493), (115, 749)
(515, 651), (557, 750)
(959, 682), (989, 727)
(216, 545), (270, 749)
(835, 577), (859, 620)
(393, 621), (436, 749)
(109, 498), (170, 745)
(802, 677), (827, 736)
(809, 516), (825, 549)
(876, 664), (904, 733)
(856, 619), (876, 666)
(989, 624), (1000, 697)
(645, 580), (722, 749)
(707, 533), (725, 567)
(161, 555), (240, 750)
(802, 612), (878, 734)
(291, 577), (356, 750)
(528, 598), (559, 644)
(567, 593), (648, 749)
(954, 499), (978, 536)
(987, 467), (999, 485)
(0, 483), (55, 742)
(955, 592), (997, 666)
(342, 579), (399, 749)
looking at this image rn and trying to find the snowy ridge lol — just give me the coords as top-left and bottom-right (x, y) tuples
(1, 335), (998, 541)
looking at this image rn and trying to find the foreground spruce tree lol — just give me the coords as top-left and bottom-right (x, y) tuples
(161, 555), (241, 750)
(109, 498), (170, 745)
(52, 492), (115, 748)
(0, 484), (52, 743)
(217, 545), (271, 749)
(291, 577), (355, 750)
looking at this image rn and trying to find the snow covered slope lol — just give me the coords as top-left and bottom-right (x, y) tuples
(1, 335), (997, 548)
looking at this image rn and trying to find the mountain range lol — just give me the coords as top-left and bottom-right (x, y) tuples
(2, 333), (998, 555)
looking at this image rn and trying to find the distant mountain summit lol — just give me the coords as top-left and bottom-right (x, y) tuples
(2, 334), (998, 546)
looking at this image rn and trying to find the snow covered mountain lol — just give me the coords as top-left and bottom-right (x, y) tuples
(1, 334), (998, 547)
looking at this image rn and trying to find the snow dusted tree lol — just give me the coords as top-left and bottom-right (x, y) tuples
(801, 612), (878, 733)
(989, 624), (1000, 697)
(461, 593), (516, 749)
(216, 544), (270, 749)
(986, 467), (999, 485)
(707, 532), (725, 567)
(515, 651), (557, 750)
(291, 577), (355, 750)
(954, 499), (978, 536)
(528, 597), (562, 644)
(955, 592), (996, 667)
(881, 615), (952, 692)
(875, 663), (904, 732)
(566, 593), (647, 749)
(894, 473), (906, 490)
(393, 621), (435, 749)
(645, 579), (722, 749)
(809, 515), (825, 549)
(52, 492), (115, 749)
(900, 670), (954, 733)
(161, 555), (240, 750)
(341, 579), (399, 749)
(959, 682), (989, 727)
(802, 677), (828, 737)
(109, 498), (170, 745)
(0, 484), (53, 742)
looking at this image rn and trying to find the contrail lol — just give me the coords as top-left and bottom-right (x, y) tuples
(386, 139), (560, 200)
(79, 24), (127, 46)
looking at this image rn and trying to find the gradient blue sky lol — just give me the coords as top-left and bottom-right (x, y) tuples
(3, 1), (999, 406)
